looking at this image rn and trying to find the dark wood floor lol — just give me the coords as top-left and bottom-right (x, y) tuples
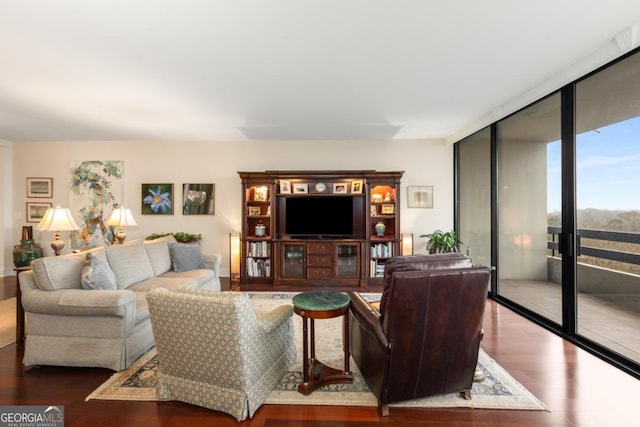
(1, 288), (640, 426)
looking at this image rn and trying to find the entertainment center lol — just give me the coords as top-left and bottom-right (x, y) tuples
(238, 170), (404, 288)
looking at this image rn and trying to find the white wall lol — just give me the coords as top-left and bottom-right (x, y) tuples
(0, 140), (13, 276)
(5, 139), (454, 276)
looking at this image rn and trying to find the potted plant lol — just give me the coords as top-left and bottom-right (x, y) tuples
(146, 232), (202, 243)
(419, 230), (462, 254)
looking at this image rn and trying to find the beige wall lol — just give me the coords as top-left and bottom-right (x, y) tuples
(4, 139), (454, 276)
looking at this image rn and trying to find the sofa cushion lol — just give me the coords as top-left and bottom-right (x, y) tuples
(106, 240), (155, 289)
(31, 253), (86, 291)
(128, 276), (201, 292)
(81, 253), (117, 290)
(169, 242), (206, 272)
(144, 235), (177, 276)
(160, 269), (215, 288)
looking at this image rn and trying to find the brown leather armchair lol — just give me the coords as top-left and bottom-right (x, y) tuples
(348, 253), (490, 415)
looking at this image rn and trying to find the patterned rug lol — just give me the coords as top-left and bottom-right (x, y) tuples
(86, 292), (547, 411)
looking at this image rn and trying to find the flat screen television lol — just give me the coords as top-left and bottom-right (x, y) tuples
(285, 196), (355, 238)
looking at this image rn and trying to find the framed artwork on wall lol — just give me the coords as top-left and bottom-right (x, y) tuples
(142, 183), (174, 214)
(69, 160), (123, 249)
(407, 185), (434, 208)
(26, 202), (52, 223)
(27, 177), (53, 198)
(183, 183), (215, 215)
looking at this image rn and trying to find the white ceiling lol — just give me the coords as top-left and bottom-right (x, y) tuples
(2, 0), (640, 143)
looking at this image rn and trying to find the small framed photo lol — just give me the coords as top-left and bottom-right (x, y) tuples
(253, 186), (269, 201)
(248, 206), (261, 216)
(407, 185), (434, 208)
(26, 202), (51, 223)
(381, 204), (395, 215)
(27, 177), (53, 198)
(293, 183), (308, 194)
(183, 183), (215, 215)
(280, 180), (291, 194)
(333, 183), (347, 194)
(142, 183), (174, 215)
(370, 205), (378, 216)
(351, 179), (363, 194)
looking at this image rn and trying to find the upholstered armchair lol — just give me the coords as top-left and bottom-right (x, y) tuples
(146, 289), (296, 421)
(348, 253), (491, 415)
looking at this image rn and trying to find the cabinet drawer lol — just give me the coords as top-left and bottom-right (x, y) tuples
(308, 255), (332, 266)
(308, 267), (332, 279)
(308, 242), (332, 254)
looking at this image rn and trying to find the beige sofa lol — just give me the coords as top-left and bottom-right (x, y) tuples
(19, 236), (221, 371)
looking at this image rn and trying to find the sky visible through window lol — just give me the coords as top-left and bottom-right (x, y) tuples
(547, 116), (640, 213)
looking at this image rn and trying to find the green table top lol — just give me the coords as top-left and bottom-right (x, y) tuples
(292, 290), (350, 311)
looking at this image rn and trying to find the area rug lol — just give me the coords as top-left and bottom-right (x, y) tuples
(86, 292), (547, 411)
(0, 298), (16, 349)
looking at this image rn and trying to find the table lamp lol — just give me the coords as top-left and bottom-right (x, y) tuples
(36, 205), (80, 256)
(106, 206), (138, 244)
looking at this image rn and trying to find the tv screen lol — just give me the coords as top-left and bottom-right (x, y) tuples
(285, 196), (354, 237)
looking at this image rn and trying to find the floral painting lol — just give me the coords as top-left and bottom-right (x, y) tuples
(69, 160), (123, 249)
(142, 183), (174, 215)
(183, 183), (214, 215)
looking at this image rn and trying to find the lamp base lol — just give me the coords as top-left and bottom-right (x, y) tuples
(114, 228), (127, 245)
(51, 232), (64, 256)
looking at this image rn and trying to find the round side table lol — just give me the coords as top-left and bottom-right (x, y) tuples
(292, 290), (353, 395)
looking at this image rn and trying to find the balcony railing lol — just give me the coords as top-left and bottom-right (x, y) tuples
(548, 227), (640, 267)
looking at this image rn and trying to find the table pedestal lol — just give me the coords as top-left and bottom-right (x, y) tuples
(293, 291), (353, 395)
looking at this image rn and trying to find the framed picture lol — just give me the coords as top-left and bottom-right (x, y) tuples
(26, 202), (51, 223)
(293, 183), (308, 194)
(280, 180), (291, 194)
(381, 204), (395, 214)
(253, 186), (269, 201)
(142, 183), (174, 215)
(248, 206), (261, 216)
(370, 205), (378, 216)
(183, 183), (215, 215)
(407, 185), (434, 208)
(333, 183), (347, 194)
(351, 180), (363, 194)
(27, 177), (53, 198)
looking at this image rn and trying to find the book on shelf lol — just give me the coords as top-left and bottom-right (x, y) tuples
(246, 258), (271, 277)
(371, 242), (394, 258)
(248, 241), (270, 257)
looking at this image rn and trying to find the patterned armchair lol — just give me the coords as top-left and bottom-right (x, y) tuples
(146, 288), (296, 421)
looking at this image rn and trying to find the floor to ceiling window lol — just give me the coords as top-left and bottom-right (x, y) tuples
(456, 47), (640, 376)
(496, 93), (562, 324)
(457, 127), (491, 272)
(575, 52), (640, 363)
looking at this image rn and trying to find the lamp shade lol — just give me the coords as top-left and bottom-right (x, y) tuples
(106, 207), (138, 227)
(36, 205), (80, 232)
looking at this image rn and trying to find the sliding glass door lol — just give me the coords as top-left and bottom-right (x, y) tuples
(575, 53), (640, 364)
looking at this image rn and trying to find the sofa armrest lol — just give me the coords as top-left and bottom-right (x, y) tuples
(204, 252), (222, 277)
(21, 288), (136, 317)
(255, 304), (294, 334)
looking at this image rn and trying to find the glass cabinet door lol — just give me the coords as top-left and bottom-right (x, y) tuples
(335, 243), (359, 278)
(282, 244), (305, 277)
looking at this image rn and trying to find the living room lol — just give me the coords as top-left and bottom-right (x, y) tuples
(3, 2), (640, 426)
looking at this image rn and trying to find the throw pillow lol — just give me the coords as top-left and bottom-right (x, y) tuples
(81, 253), (117, 290)
(169, 242), (206, 272)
